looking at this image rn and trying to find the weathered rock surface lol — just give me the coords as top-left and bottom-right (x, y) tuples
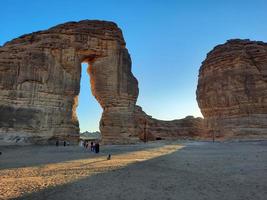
(197, 39), (267, 138)
(0, 20), (206, 145)
(134, 106), (206, 141)
(0, 20), (139, 144)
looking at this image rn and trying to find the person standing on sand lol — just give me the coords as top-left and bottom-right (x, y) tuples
(90, 142), (94, 152)
(95, 142), (100, 153)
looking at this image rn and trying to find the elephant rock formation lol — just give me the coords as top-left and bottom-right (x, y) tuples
(0, 20), (205, 144)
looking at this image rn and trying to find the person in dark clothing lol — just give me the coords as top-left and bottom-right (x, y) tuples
(95, 143), (100, 153)
(90, 142), (94, 152)
(63, 141), (66, 146)
(56, 140), (59, 146)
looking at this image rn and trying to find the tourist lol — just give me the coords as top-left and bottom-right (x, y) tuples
(90, 142), (94, 152)
(56, 140), (59, 146)
(63, 141), (66, 146)
(107, 154), (111, 160)
(95, 142), (100, 153)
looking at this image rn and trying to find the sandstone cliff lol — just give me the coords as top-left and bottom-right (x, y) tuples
(134, 106), (206, 141)
(0, 20), (138, 144)
(0, 20), (206, 144)
(197, 39), (267, 139)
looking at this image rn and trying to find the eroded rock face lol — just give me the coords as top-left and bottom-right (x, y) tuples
(0, 20), (138, 144)
(0, 20), (206, 145)
(197, 39), (267, 138)
(134, 106), (206, 141)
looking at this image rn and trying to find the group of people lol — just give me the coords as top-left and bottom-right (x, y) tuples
(56, 140), (69, 146)
(83, 141), (100, 153)
(56, 140), (101, 153)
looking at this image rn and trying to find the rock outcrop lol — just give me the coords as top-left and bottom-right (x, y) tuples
(197, 39), (267, 138)
(0, 20), (139, 144)
(0, 20), (206, 145)
(134, 106), (206, 141)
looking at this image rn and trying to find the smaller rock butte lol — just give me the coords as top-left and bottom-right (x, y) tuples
(0, 20), (205, 145)
(197, 39), (267, 139)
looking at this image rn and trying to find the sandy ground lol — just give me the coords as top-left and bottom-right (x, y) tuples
(0, 140), (267, 200)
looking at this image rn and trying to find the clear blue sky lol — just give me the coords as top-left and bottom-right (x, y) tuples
(1, 0), (267, 132)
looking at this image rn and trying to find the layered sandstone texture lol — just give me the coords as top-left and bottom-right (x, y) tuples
(0, 20), (206, 145)
(133, 106), (206, 141)
(197, 39), (267, 138)
(0, 20), (139, 144)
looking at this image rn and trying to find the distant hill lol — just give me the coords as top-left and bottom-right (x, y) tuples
(80, 131), (101, 140)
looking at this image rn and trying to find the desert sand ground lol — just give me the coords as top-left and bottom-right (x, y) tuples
(0, 140), (267, 200)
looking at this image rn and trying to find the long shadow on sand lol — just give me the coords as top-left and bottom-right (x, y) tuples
(10, 141), (267, 200)
(0, 141), (179, 170)
(13, 148), (184, 200)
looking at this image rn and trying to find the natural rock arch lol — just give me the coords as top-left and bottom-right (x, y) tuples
(0, 20), (205, 144)
(0, 20), (139, 144)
